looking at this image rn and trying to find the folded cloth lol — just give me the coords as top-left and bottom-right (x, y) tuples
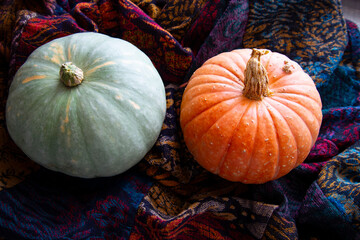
(0, 0), (359, 239)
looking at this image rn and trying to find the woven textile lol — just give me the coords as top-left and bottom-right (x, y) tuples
(0, 0), (359, 239)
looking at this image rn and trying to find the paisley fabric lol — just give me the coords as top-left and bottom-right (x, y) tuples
(184, 0), (249, 81)
(0, 0), (360, 239)
(131, 0), (208, 42)
(242, 0), (347, 86)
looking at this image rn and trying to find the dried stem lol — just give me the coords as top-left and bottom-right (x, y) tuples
(243, 49), (271, 100)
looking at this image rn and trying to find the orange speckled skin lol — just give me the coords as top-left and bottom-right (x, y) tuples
(180, 49), (323, 184)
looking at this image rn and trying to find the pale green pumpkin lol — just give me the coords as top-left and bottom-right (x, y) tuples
(6, 32), (166, 178)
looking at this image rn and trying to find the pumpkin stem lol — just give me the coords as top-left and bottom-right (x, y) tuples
(60, 62), (84, 87)
(243, 49), (271, 100)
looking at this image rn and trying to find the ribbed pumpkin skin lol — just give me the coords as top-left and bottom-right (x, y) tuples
(180, 49), (322, 184)
(6, 32), (166, 178)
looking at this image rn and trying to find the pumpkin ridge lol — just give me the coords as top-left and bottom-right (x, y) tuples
(263, 99), (287, 180)
(118, 92), (162, 147)
(240, 102), (282, 183)
(262, 49), (273, 69)
(75, 86), (144, 176)
(85, 84), (152, 140)
(32, 90), (74, 172)
(181, 94), (242, 128)
(30, 91), (66, 158)
(271, 92), (322, 113)
(266, 96), (310, 133)
(27, 43), (66, 68)
(262, 101), (282, 181)
(217, 101), (252, 177)
(263, 50), (279, 77)
(219, 52), (248, 82)
(191, 64), (243, 87)
(85, 56), (104, 70)
(13, 80), (66, 129)
(186, 82), (242, 95)
(268, 71), (314, 88)
(202, 63), (243, 86)
(240, 102), (259, 183)
(264, 53), (304, 86)
(264, 98), (300, 176)
(187, 75), (243, 90)
(265, 97), (311, 167)
(17, 61), (59, 86)
(73, 92), (95, 174)
(74, 37), (116, 65)
(85, 61), (116, 76)
(31, 61), (61, 76)
(88, 80), (161, 110)
(84, 58), (149, 80)
(269, 96), (321, 143)
(183, 90), (242, 106)
(190, 98), (244, 156)
(231, 50), (248, 72)
(270, 84), (318, 92)
(65, 40), (74, 62)
(86, 81), (131, 96)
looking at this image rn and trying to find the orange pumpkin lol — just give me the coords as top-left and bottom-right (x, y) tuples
(180, 49), (322, 184)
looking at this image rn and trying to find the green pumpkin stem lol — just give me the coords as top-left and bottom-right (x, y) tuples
(243, 49), (271, 100)
(60, 62), (84, 87)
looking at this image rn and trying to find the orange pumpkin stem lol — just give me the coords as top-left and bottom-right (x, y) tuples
(243, 49), (271, 100)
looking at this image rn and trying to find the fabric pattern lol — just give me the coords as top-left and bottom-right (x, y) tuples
(242, 0), (347, 86)
(0, 0), (360, 239)
(0, 168), (152, 239)
(184, 0), (249, 81)
(132, 0), (208, 42)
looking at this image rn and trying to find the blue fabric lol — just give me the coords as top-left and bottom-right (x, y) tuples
(0, 169), (152, 239)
